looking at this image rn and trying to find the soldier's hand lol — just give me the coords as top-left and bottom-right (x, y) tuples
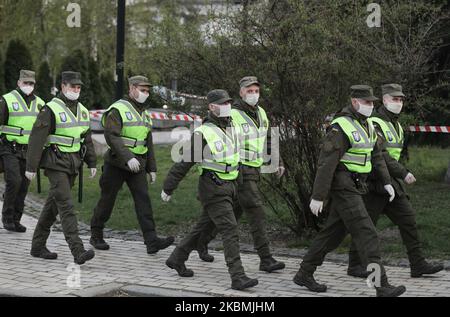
(161, 190), (171, 202)
(148, 172), (157, 184)
(276, 166), (286, 178)
(127, 158), (141, 173)
(90, 168), (97, 179)
(25, 171), (36, 181)
(404, 172), (417, 185)
(309, 199), (324, 217)
(384, 184), (396, 202)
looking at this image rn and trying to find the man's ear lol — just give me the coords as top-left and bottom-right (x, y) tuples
(239, 88), (245, 99)
(351, 98), (359, 110)
(129, 85), (136, 97)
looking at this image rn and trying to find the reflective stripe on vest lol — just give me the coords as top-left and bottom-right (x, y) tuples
(1, 90), (44, 144)
(331, 116), (377, 173)
(102, 100), (152, 155)
(45, 98), (90, 153)
(195, 122), (240, 181)
(231, 106), (269, 168)
(47, 135), (82, 146)
(369, 117), (404, 161)
(201, 162), (239, 173)
(0, 126), (31, 136)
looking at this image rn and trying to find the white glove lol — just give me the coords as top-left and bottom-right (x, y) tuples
(384, 184), (396, 202)
(161, 190), (171, 202)
(127, 158), (141, 173)
(25, 171), (36, 181)
(276, 166), (286, 178)
(148, 172), (157, 184)
(309, 199), (324, 217)
(90, 168), (97, 179)
(404, 172), (417, 185)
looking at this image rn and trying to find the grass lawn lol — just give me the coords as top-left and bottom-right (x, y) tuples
(27, 145), (203, 237)
(376, 146), (450, 259)
(332, 146), (450, 259)
(24, 145), (450, 259)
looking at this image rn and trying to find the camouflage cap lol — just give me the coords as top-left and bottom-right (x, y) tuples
(350, 85), (378, 101)
(19, 70), (36, 83)
(128, 75), (152, 87)
(239, 76), (260, 88)
(382, 83), (406, 98)
(207, 89), (232, 105)
(61, 71), (83, 85)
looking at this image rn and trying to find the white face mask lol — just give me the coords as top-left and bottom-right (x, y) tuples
(357, 102), (374, 117)
(64, 90), (80, 101)
(244, 93), (260, 107)
(20, 85), (34, 96)
(135, 90), (149, 104)
(385, 102), (403, 114)
(212, 103), (232, 118)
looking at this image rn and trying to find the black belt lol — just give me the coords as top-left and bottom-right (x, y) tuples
(1, 139), (28, 153)
(203, 171), (230, 186)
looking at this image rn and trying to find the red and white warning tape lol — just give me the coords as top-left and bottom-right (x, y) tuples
(90, 111), (449, 133)
(89, 110), (105, 119)
(149, 112), (202, 122)
(89, 110), (202, 122)
(409, 126), (450, 133)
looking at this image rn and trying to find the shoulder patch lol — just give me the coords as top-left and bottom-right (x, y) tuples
(327, 127), (340, 135)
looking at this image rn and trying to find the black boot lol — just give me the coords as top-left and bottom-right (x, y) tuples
(376, 283), (406, 297)
(293, 269), (327, 293)
(14, 222), (27, 233)
(411, 261), (444, 278)
(2, 221), (16, 232)
(74, 250), (95, 265)
(197, 248), (214, 262)
(231, 275), (259, 290)
(259, 256), (285, 273)
(90, 237), (110, 250)
(347, 265), (369, 278)
(166, 258), (194, 277)
(31, 247), (58, 260)
(147, 236), (175, 254)
(375, 275), (406, 297)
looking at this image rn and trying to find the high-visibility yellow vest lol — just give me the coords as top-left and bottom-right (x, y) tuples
(231, 106), (269, 167)
(195, 122), (240, 181)
(369, 117), (404, 161)
(46, 98), (90, 153)
(0, 90), (44, 144)
(332, 116), (377, 173)
(102, 100), (153, 155)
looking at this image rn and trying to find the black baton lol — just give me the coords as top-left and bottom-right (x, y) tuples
(78, 146), (87, 203)
(37, 168), (41, 194)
